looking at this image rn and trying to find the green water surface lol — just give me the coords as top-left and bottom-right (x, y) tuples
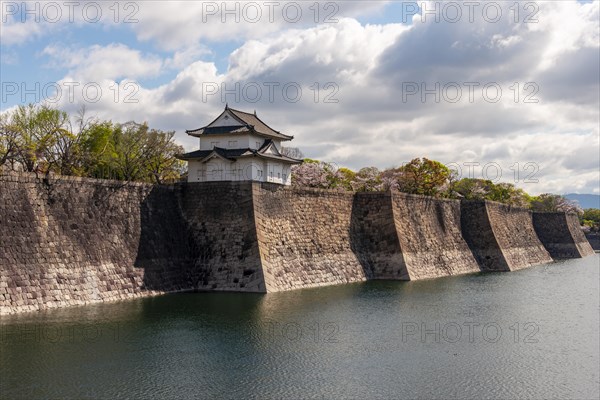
(1, 255), (599, 399)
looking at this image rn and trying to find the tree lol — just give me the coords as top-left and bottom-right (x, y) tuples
(351, 167), (382, 192)
(581, 208), (600, 231)
(281, 147), (304, 159)
(449, 178), (532, 207)
(78, 120), (186, 183)
(44, 107), (93, 176)
(394, 157), (452, 197)
(336, 167), (356, 191)
(450, 178), (494, 200)
(107, 122), (146, 181)
(291, 159), (344, 189)
(79, 120), (117, 179)
(0, 112), (19, 169)
(530, 193), (583, 215)
(0, 105), (186, 182)
(488, 182), (531, 208)
(379, 168), (400, 191)
(7, 104), (69, 172)
(110, 122), (181, 183)
(144, 128), (185, 184)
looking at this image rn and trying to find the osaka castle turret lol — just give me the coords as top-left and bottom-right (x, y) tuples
(178, 105), (302, 185)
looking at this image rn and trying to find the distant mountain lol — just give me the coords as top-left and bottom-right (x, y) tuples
(564, 194), (600, 209)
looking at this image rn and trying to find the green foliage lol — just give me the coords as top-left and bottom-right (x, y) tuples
(336, 167), (356, 191)
(581, 208), (600, 231)
(292, 158), (555, 212)
(487, 182), (531, 207)
(530, 193), (583, 215)
(293, 158), (580, 215)
(2, 105), (589, 210)
(582, 208), (600, 223)
(302, 158), (320, 164)
(0, 113), (19, 168)
(449, 178), (530, 207)
(80, 120), (116, 178)
(1, 104), (68, 172)
(451, 178), (494, 200)
(0, 104), (186, 183)
(395, 157), (452, 197)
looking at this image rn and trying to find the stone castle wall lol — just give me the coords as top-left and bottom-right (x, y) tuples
(0, 173), (593, 315)
(350, 192), (407, 280)
(564, 213), (596, 257)
(461, 201), (553, 271)
(0, 173), (195, 314)
(179, 182), (265, 292)
(532, 212), (595, 258)
(390, 193), (480, 279)
(586, 233), (600, 251)
(460, 201), (509, 271)
(253, 185), (368, 292)
(484, 202), (553, 270)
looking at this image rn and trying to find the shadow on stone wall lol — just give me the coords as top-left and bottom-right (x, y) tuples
(135, 185), (200, 293)
(460, 200), (510, 272)
(532, 212), (583, 258)
(349, 194), (375, 279)
(586, 233), (600, 251)
(349, 192), (409, 280)
(185, 182), (266, 292)
(461, 200), (553, 271)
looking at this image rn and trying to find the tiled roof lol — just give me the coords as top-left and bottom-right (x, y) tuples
(195, 126), (251, 135)
(256, 152), (303, 164)
(186, 106), (293, 141)
(177, 142), (302, 164)
(257, 138), (277, 152)
(177, 147), (250, 161)
(228, 108), (293, 140)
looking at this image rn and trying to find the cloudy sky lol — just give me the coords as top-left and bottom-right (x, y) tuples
(1, 0), (599, 194)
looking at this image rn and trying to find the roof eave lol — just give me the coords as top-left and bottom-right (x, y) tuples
(254, 153), (303, 164)
(186, 130), (203, 137)
(188, 130), (293, 141)
(252, 129), (293, 141)
(201, 150), (237, 163)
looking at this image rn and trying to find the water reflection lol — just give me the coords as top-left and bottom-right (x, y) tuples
(1, 255), (598, 399)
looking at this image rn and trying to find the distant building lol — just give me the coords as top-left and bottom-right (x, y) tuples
(178, 106), (302, 185)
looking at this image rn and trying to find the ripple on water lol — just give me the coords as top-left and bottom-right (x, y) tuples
(1, 255), (599, 399)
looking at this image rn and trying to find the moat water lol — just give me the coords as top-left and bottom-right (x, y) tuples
(1, 255), (599, 399)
